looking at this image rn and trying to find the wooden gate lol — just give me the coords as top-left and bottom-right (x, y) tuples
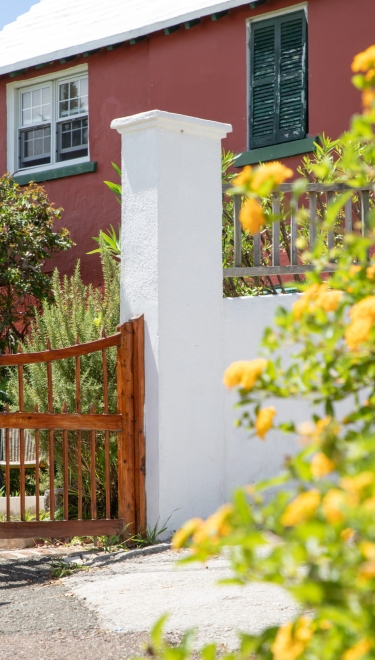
(0, 316), (145, 540)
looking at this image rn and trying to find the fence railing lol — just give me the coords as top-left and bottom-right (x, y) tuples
(223, 183), (373, 278)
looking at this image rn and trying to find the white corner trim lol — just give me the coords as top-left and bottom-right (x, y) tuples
(6, 64), (89, 174)
(111, 109), (232, 139)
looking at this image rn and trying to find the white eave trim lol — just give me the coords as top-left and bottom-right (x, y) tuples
(0, 0), (251, 76)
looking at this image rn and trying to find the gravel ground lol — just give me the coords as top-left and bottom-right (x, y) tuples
(0, 547), (298, 658)
(0, 554), (148, 659)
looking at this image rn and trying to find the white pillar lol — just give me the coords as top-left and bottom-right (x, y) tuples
(111, 110), (232, 533)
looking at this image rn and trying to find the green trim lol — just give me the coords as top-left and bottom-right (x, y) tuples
(184, 19), (200, 29)
(13, 161), (97, 185)
(234, 137), (319, 167)
(129, 36), (147, 45)
(211, 10), (228, 20)
(59, 55), (77, 63)
(35, 62), (53, 70)
(9, 69), (27, 78)
(83, 49), (100, 57)
(164, 25), (180, 35)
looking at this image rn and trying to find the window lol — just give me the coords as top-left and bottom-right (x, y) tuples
(249, 10), (307, 149)
(17, 73), (88, 170)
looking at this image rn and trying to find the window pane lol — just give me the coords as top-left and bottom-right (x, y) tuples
(21, 86), (50, 127)
(32, 89), (41, 107)
(70, 81), (79, 99)
(20, 125), (51, 168)
(60, 83), (69, 101)
(70, 98), (79, 115)
(22, 109), (32, 127)
(59, 77), (88, 118)
(62, 131), (71, 149)
(22, 91), (31, 110)
(80, 78), (88, 97)
(42, 87), (50, 105)
(57, 117), (88, 161)
(59, 101), (69, 117)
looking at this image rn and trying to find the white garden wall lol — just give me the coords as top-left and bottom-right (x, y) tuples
(112, 110), (310, 533)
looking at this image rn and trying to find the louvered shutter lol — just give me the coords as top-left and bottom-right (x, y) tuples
(249, 10), (307, 149)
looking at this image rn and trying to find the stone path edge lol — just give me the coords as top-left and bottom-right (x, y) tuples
(64, 542), (172, 568)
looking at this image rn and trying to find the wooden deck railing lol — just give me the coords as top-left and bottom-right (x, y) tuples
(223, 183), (373, 278)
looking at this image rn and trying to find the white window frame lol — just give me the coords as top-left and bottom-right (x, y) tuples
(246, 2), (308, 150)
(7, 63), (89, 175)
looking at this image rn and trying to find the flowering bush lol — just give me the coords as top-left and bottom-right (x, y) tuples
(138, 46), (375, 660)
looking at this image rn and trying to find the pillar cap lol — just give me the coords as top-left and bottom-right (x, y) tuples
(111, 109), (232, 140)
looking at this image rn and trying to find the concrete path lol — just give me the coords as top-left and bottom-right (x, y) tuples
(66, 548), (298, 650)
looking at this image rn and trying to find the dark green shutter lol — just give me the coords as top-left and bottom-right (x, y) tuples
(249, 10), (307, 149)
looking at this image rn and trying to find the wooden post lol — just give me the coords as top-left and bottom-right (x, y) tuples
(132, 315), (146, 535)
(116, 322), (136, 536)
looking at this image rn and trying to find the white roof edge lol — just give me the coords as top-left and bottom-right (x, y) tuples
(0, 0), (249, 77)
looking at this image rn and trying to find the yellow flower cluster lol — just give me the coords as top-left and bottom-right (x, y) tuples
(172, 505), (234, 549)
(297, 416), (333, 445)
(322, 488), (348, 524)
(223, 358), (267, 390)
(171, 517), (203, 549)
(281, 490), (321, 527)
(343, 639), (372, 660)
(293, 283), (343, 321)
(271, 617), (314, 660)
(362, 90), (375, 110)
(366, 264), (375, 280)
(352, 46), (375, 72)
(233, 161), (293, 192)
(239, 197), (266, 235)
(322, 472), (375, 524)
(255, 406), (276, 440)
(345, 296), (375, 349)
(251, 161), (293, 192)
(311, 452), (335, 479)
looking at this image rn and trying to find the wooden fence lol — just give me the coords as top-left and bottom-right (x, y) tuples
(0, 316), (145, 540)
(223, 183), (373, 278)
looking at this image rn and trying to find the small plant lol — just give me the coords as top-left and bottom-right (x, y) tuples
(128, 516), (171, 548)
(50, 559), (88, 579)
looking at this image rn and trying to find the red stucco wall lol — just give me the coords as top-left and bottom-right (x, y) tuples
(0, 0), (373, 283)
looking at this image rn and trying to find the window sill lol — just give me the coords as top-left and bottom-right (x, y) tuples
(13, 160), (97, 185)
(234, 137), (319, 167)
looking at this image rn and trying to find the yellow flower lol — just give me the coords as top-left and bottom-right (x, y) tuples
(366, 264), (375, 280)
(359, 561), (375, 579)
(193, 504), (234, 544)
(340, 471), (375, 497)
(360, 541), (375, 559)
(293, 284), (342, 320)
(320, 619), (333, 630)
(362, 90), (375, 110)
(345, 317), (373, 349)
(311, 452), (335, 479)
(239, 198), (266, 234)
(281, 490), (321, 527)
(223, 358), (267, 390)
(271, 617), (313, 660)
(341, 528), (355, 542)
(233, 165), (252, 187)
(172, 517), (203, 549)
(251, 161), (293, 192)
(255, 406), (276, 440)
(322, 488), (350, 524)
(352, 45), (375, 72)
(345, 296), (375, 349)
(343, 639), (372, 660)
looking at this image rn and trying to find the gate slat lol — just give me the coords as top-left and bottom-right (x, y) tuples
(0, 334), (122, 367)
(0, 412), (122, 431)
(0, 519), (125, 539)
(18, 354), (26, 522)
